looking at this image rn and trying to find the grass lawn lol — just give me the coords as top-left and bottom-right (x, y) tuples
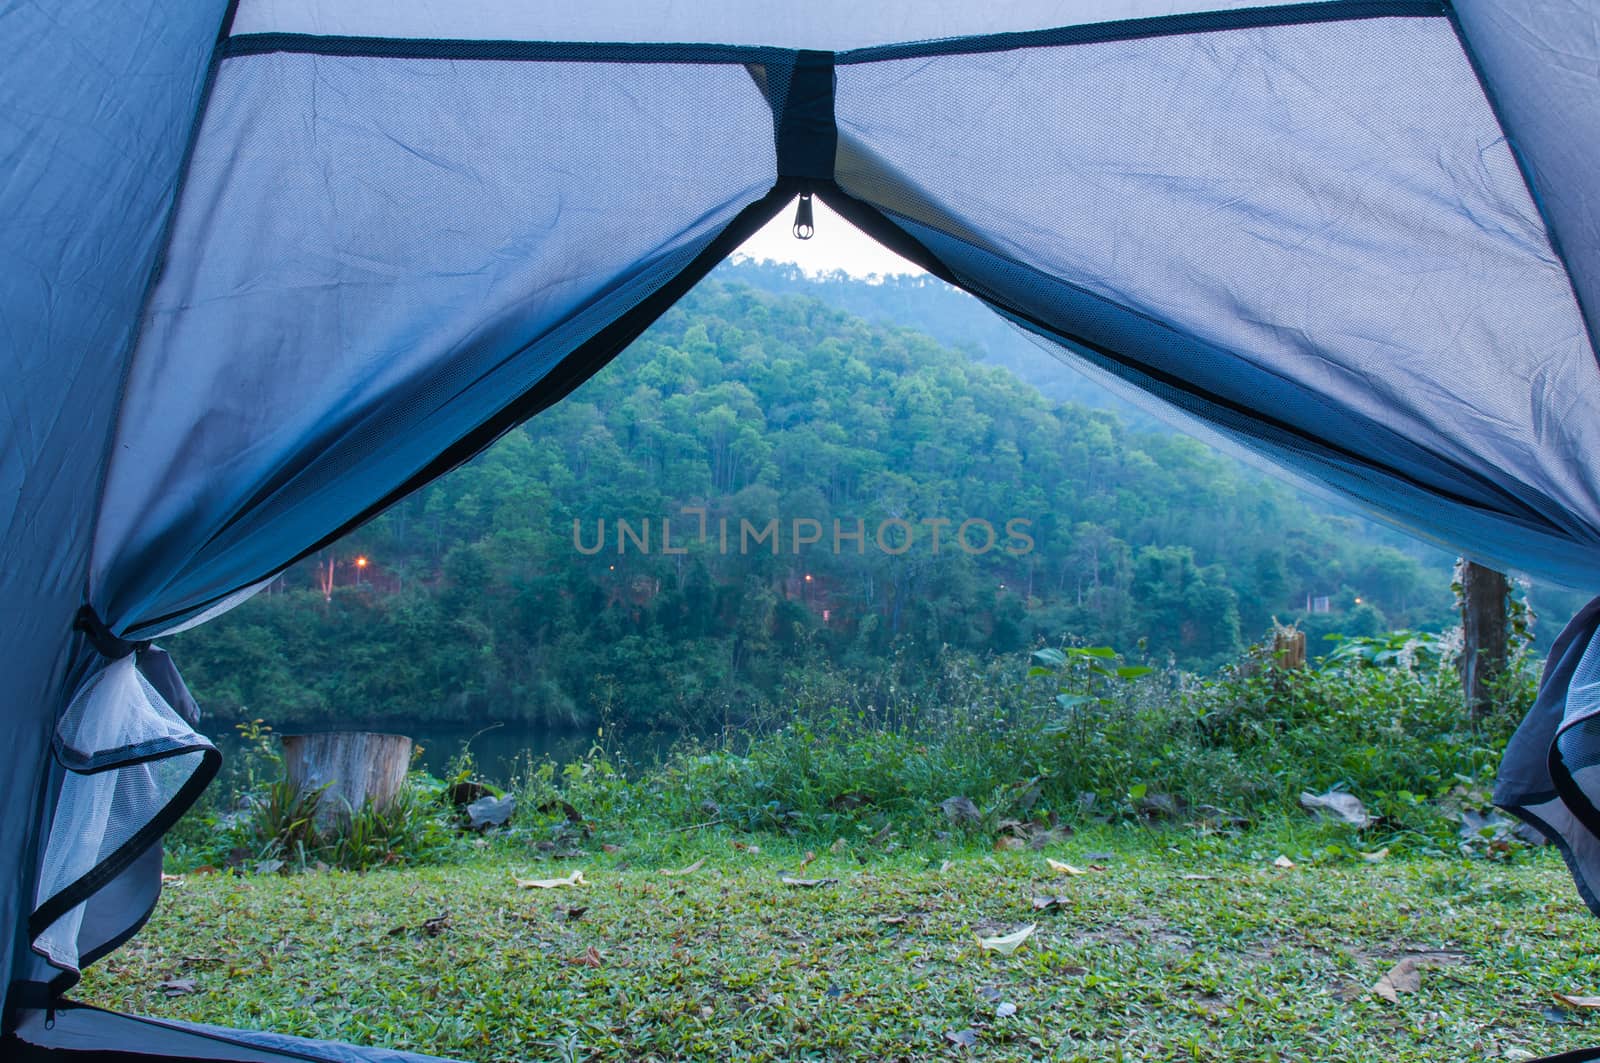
(82, 827), (1600, 1061)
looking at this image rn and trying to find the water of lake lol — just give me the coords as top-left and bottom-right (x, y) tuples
(209, 720), (680, 789)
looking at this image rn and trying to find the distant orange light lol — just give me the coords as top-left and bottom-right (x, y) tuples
(804, 573), (813, 582)
(355, 556), (369, 568)
(1354, 596), (1362, 603)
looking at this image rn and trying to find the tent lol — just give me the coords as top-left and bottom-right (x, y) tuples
(3, 1), (1598, 1058)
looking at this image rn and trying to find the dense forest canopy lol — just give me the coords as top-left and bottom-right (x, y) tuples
(173, 268), (1485, 733)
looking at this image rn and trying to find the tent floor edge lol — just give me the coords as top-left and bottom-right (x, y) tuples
(1525, 1048), (1600, 1063)
(8, 1000), (458, 1062)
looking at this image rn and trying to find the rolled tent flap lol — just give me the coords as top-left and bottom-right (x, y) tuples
(28, 653), (218, 982)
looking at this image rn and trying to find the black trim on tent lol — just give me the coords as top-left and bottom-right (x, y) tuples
(224, 1), (1446, 65)
(52, 736), (206, 777)
(839, 0), (1446, 62)
(71, 608), (146, 662)
(225, 34), (785, 64)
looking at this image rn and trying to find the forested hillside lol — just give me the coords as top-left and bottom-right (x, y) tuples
(718, 258), (1156, 420)
(171, 276), (1459, 731)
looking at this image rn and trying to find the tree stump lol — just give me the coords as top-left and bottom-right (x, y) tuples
(280, 731), (413, 827)
(1459, 561), (1510, 721)
(1272, 627), (1306, 670)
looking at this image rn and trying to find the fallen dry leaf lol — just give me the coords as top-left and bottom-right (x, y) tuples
(601, 843), (622, 854)
(1181, 874), (1215, 881)
(1300, 789), (1372, 828)
(996, 1001), (1018, 1019)
(994, 836), (1027, 852)
(1046, 858), (1089, 876)
(879, 915), (910, 925)
(660, 858), (705, 878)
(1371, 958), (1424, 1003)
(798, 850), (818, 869)
(944, 1028), (978, 1048)
(514, 870), (588, 889)
(1555, 993), (1600, 1010)
(977, 924), (1036, 955)
(158, 978), (197, 997)
(1030, 895), (1070, 911)
(566, 945), (603, 968)
(1273, 855), (1296, 869)
(1361, 848), (1390, 863)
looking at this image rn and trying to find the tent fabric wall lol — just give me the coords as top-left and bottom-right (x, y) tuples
(4, 1), (1600, 1059)
(0, 0), (231, 1019)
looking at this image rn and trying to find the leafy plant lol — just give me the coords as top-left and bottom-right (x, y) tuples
(1030, 644), (1153, 745)
(1320, 630), (1446, 671)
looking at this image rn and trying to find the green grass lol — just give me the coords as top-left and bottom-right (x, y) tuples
(84, 825), (1600, 1062)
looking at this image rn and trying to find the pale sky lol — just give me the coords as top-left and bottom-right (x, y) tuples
(732, 196), (926, 278)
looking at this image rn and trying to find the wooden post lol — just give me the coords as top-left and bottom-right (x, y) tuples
(281, 731), (413, 827)
(1459, 561), (1510, 721)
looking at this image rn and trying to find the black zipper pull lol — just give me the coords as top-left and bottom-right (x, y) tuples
(792, 192), (815, 240)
